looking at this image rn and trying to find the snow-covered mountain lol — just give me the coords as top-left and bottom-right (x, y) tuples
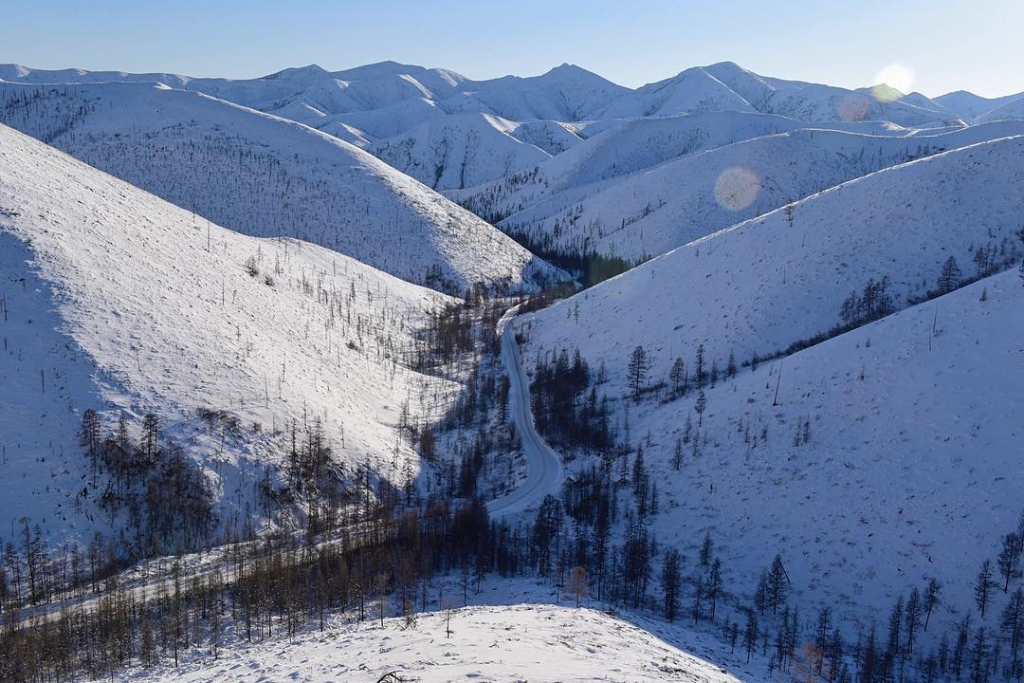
(515, 137), (1024, 627)
(979, 95), (1024, 123)
(595, 62), (954, 126)
(935, 89), (1024, 121)
(487, 120), (1024, 262)
(523, 265), (1023, 631)
(0, 81), (560, 294)
(371, 112), (552, 190)
(451, 111), (822, 226)
(519, 134), (1024, 386)
(0, 122), (462, 547)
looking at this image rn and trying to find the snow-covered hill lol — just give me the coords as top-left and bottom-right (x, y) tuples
(490, 120), (1024, 261)
(0, 81), (560, 294)
(125, 603), (742, 683)
(979, 95), (1024, 123)
(519, 134), (1024, 383)
(522, 266), (1024, 633)
(594, 62), (954, 127)
(371, 113), (552, 190)
(935, 89), (1024, 121)
(0, 122), (462, 548)
(450, 111), (812, 225)
(599, 66), (758, 118)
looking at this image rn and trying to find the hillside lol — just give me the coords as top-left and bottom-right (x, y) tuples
(491, 120), (1024, 261)
(935, 89), (1024, 121)
(125, 603), (743, 683)
(979, 95), (1024, 123)
(371, 112), (552, 190)
(0, 81), (560, 294)
(0, 122), (461, 550)
(592, 62), (953, 127)
(517, 135), (1024, 384)
(519, 265), (1023, 633)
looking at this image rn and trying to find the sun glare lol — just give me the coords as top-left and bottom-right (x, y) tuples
(871, 63), (915, 102)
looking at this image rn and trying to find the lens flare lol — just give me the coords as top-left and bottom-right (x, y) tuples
(838, 94), (871, 121)
(871, 64), (915, 102)
(714, 167), (760, 211)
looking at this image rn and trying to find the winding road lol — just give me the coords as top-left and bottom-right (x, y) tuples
(486, 308), (564, 517)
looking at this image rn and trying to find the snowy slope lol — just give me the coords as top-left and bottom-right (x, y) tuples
(510, 119), (583, 155)
(0, 122), (462, 547)
(517, 134), (1024, 404)
(126, 604), (741, 683)
(0, 82), (560, 294)
(444, 63), (630, 123)
(496, 120), (1024, 261)
(523, 268), (1024, 632)
(592, 62), (953, 126)
(371, 113), (552, 190)
(702, 61), (954, 126)
(599, 66), (757, 118)
(979, 95), (1024, 123)
(450, 111), (812, 225)
(0, 63), (190, 88)
(935, 89), (1024, 121)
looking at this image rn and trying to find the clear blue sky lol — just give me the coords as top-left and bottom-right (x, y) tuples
(3, 0), (1021, 97)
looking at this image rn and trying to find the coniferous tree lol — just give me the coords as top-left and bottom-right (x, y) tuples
(977, 560), (996, 619)
(998, 532), (1022, 593)
(669, 357), (686, 396)
(661, 548), (682, 622)
(905, 586), (922, 655)
(1002, 588), (1024, 674)
(694, 390), (707, 427)
(627, 345), (650, 401)
(744, 610), (759, 663)
(924, 578), (942, 631)
(699, 531), (714, 568)
(937, 255), (962, 294)
(768, 554), (789, 615)
(707, 558), (723, 620)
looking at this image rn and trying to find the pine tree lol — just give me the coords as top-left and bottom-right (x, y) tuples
(768, 554), (789, 615)
(661, 549), (682, 622)
(1002, 588), (1024, 672)
(695, 344), (707, 389)
(998, 532), (1022, 593)
(905, 587), (922, 655)
(707, 558), (724, 620)
(672, 437), (683, 471)
(924, 578), (942, 631)
(937, 256), (962, 294)
(699, 531), (714, 567)
(694, 390), (707, 427)
(669, 357), (686, 396)
(627, 345), (650, 401)
(745, 610), (759, 663)
(976, 560), (996, 618)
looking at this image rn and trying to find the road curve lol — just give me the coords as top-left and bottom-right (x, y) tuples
(486, 308), (564, 517)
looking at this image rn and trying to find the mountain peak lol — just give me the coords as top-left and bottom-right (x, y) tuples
(540, 62), (606, 82)
(263, 64), (329, 80)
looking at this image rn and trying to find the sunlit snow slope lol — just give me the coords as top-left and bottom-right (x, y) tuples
(0, 123), (460, 546)
(0, 82), (561, 294)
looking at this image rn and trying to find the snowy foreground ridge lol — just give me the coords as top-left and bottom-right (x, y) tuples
(129, 604), (741, 683)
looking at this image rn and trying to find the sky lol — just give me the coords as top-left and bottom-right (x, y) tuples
(2, 0), (1022, 98)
